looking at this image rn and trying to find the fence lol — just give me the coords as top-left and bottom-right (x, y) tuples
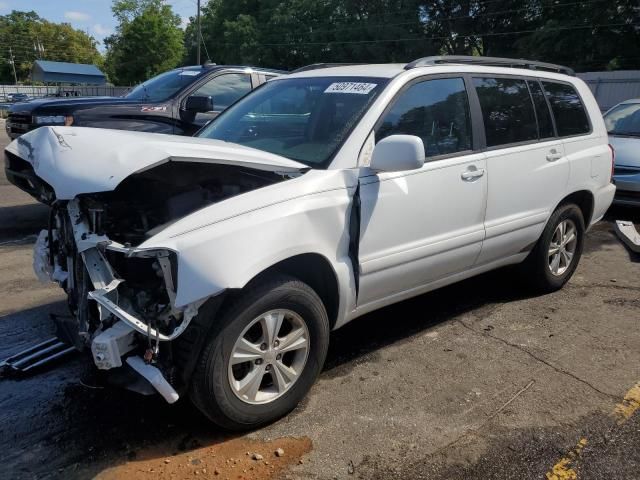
(577, 71), (640, 112)
(0, 84), (132, 99)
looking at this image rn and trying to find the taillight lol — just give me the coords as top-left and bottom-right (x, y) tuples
(608, 144), (615, 181)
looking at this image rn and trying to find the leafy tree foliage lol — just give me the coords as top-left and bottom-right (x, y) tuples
(184, 0), (640, 72)
(104, 0), (184, 85)
(0, 10), (102, 83)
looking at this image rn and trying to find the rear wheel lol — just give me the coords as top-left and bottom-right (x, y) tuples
(190, 274), (329, 431)
(522, 203), (585, 292)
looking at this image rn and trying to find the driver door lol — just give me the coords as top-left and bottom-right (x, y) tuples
(357, 77), (487, 307)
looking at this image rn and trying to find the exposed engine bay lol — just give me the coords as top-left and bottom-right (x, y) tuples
(79, 161), (285, 245)
(28, 161), (288, 401)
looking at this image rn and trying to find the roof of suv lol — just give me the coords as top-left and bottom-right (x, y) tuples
(287, 64), (407, 78)
(284, 58), (575, 81)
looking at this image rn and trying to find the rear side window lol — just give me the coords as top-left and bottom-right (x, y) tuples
(473, 77), (537, 147)
(527, 80), (555, 138)
(376, 77), (472, 158)
(542, 82), (590, 137)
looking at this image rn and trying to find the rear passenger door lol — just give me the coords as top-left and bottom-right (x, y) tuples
(473, 76), (569, 265)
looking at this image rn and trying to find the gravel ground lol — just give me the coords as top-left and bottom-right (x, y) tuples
(1, 122), (639, 479)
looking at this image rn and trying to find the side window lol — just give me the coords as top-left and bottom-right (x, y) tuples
(527, 80), (555, 138)
(376, 77), (472, 158)
(192, 73), (252, 110)
(473, 77), (537, 147)
(542, 81), (590, 137)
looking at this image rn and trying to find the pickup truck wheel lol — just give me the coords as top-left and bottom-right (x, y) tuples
(522, 203), (585, 293)
(190, 274), (329, 431)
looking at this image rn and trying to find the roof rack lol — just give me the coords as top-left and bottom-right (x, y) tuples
(291, 63), (366, 73)
(405, 55), (575, 76)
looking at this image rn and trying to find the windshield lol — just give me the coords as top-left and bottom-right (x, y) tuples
(125, 68), (203, 102)
(605, 102), (640, 136)
(197, 76), (388, 168)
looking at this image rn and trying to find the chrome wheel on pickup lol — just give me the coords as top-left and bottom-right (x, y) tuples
(228, 309), (310, 404)
(190, 275), (329, 431)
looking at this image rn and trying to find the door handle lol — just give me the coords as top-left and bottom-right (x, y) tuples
(546, 149), (562, 162)
(461, 168), (485, 181)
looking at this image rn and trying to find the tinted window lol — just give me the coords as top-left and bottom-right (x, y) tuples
(193, 73), (252, 110)
(527, 80), (555, 138)
(376, 77), (472, 158)
(542, 82), (590, 137)
(473, 77), (537, 147)
(198, 77), (387, 168)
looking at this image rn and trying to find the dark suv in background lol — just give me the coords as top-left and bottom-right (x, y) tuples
(6, 64), (283, 139)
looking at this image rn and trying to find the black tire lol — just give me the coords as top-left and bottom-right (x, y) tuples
(522, 203), (585, 293)
(189, 274), (329, 431)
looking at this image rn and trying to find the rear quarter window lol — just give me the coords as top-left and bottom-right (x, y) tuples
(542, 81), (590, 137)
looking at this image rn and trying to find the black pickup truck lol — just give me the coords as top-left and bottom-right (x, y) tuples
(6, 64), (284, 139)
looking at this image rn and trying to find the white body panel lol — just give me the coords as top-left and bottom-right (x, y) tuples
(357, 152), (487, 307)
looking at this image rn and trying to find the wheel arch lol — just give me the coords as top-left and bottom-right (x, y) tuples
(241, 253), (341, 330)
(555, 189), (595, 227)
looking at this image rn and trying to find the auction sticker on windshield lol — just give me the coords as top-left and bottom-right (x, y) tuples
(325, 82), (377, 94)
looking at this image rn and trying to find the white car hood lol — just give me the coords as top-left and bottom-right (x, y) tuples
(609, 135), (640, 169)
(6, 126), (307, 199)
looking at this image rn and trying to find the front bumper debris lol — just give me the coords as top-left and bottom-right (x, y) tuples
(34, 199), (205, 402)
(614, 220), (640, 253)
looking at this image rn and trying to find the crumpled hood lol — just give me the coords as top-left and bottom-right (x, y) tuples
(609, 135), (640, 169)
(5, 126), (307, 199)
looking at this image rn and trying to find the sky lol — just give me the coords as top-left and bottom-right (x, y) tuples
(0, 0), (197, 51)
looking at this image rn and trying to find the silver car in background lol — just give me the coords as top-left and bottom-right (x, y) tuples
(605, 99), (640, 206)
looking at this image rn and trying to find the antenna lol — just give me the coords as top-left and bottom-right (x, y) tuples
(196, 0), (201, 65)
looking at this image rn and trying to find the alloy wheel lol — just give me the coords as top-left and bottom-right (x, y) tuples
(227, 309), (310, 404)
(548, 219), (578, 276)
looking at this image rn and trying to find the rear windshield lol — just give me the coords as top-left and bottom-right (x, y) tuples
(197, 77), (388, 168)
(604, 103), (640, 137)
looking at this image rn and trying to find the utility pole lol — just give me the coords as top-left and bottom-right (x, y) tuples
(196, 0), (201, 65)
(9, 47), (18, 85)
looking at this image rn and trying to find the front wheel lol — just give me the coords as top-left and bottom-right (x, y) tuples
(190, 275), (329, 431)
(521, 203), (585, 293)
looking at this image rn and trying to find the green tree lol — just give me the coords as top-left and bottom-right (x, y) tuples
(184, 0), (435, 70)
(104, 0), (184, 85)
(0, 10), (102, 83)
(183, 0), (640, 73)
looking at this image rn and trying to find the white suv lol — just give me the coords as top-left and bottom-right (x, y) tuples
(6, 56), (615, 430)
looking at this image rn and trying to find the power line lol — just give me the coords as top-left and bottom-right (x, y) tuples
(234, 21), (640, 47)
(251, 0), (614, 41)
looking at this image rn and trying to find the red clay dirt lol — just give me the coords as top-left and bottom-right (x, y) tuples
(95, 436), (312, 480)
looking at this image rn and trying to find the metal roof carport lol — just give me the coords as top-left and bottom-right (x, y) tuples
(31, 60), (106, 85)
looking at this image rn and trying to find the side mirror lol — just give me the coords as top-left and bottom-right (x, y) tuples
(185, 95), (214, 113)
(370, 134), (425, 172)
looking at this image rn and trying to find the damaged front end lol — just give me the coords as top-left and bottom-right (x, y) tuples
(8, 126), (307, 402)
(36, 199), (197, 402)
